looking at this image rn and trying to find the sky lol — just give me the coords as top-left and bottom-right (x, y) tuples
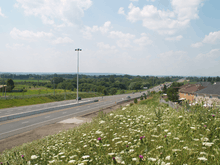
(0, 0), (220, 76)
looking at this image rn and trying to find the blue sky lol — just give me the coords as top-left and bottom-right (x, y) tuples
(0, 0), (220, 76)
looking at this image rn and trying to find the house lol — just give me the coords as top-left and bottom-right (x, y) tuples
(195, 85), (220, 106)
(0, 85), (7, 92)
(196, 82), (211, 87)
(178, 84), (206, 102)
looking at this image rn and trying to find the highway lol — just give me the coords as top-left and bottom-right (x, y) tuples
(0, 83), (171, 140)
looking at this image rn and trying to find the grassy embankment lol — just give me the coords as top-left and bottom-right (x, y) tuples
(0, 92), (102, 109)
(1, 93), (219, 164)
(0, 84), (146, 109)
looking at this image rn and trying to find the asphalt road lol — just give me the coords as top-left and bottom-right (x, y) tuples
(0, 92), (144, 140)
(0, 83), (171, 140)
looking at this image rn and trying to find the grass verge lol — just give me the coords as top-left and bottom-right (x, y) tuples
(0, 93), (102, 109)
(1, 94), (219, 164)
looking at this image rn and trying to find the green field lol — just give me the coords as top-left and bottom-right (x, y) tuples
(1, 94), (219, 164)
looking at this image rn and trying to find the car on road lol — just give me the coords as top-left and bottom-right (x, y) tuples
(126, 96), (131, 99)
(132, 92), (135, 94)
(77, 97), (81, 100)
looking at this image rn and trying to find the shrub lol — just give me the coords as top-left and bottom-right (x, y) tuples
(134, 98), (137, 104)
(144, 95), (147, 99)
(130, 103), (133, 106)
(140, 96), (143, 100)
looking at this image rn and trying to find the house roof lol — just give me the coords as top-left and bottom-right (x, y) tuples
(214, 82), (220, 85)
(179, 84), (205, 94)
(195, 85), (220, 95)
(196, 82), (212, 87)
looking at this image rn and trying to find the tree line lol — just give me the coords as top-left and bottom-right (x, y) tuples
(1, 74), (182, 95)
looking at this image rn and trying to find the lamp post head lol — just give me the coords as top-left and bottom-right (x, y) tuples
(75, 48), (82, 51)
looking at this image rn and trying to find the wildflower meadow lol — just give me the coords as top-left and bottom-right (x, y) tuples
(0, 94), (220, 164)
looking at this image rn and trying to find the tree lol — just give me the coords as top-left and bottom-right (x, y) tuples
(134, 98), (137, 104)
(110, 88), (117, 95)
(6, 79), (15, 91)
(167, 88), (179, 102)
(140, 95), (143, 100)
(102, 89), (108, 95)
(109, 75), (115, 83)
(163, 85), (167, 93)
(33, 83), (37, 88)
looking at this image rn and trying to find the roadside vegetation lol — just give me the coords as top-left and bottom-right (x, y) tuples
(1, 93), (219, 164)
(0, 92), (102, 109)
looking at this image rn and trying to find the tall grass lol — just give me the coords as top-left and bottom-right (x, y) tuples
(1, 94), (219, 164)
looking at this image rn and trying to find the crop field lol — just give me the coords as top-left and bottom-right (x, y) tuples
(1, 94), (220, 164)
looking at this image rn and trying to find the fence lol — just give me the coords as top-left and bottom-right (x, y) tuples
(160, 98), (181, 110)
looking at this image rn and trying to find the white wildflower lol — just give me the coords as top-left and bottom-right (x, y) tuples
(122, 107), (126, 110)
(82, 155), (90, 159)
(68, 160), (76, 163)
(198, 157), (207, 161)
(132, 158), (137, 161)
(165, 156), (170, 160)
(99, 120), (105, 124)
(148, 158), (157, 161)
(31, 155), (38, 159)
(202, 142), (214, 147)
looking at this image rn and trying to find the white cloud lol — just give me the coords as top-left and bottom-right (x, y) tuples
(196, 49), (220, 60)
(191, 42), (203, 48)
(118, 7), (125, 15)
(97, 42), (116, 50)
(10, 28), (53, 41)
(109, 31), (136, 48)
(165, 35), (183, 41)
(52, 37), (74, 44)
(130, 0), (138, 1)
(134, 33), (153, 46)
(82, 21), (112, 39)
(191, 30), (220, 48)
(0, 7), (6, 17)
(202, 31), (220, 44)
(121, 0), (203, 35)
(6, 43), (30, 50)
(109, 31), (135, 39)
(15, 0), (92, 27)
(146, 0), (155, 2)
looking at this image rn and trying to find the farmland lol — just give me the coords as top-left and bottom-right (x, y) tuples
(1, 93), (219, 164)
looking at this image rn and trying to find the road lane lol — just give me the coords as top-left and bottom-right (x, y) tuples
(0, 82), (174, 140)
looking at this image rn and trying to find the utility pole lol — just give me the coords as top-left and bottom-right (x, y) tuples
(53, 76), (55, 96)
(75, 48), (82, 104)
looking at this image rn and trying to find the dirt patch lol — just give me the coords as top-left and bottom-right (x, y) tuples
(0, 99), (137, 154)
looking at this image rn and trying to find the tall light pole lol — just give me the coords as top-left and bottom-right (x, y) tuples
(75, 48), (82, 103)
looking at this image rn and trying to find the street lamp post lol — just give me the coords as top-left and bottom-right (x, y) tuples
(75, 48), (82, 103)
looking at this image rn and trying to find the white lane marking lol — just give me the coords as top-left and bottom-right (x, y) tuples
(63, 112), (67, 114)
(22, 121), (29, 124)
(45, 116), (50, 118)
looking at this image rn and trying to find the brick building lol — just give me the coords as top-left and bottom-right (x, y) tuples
(178, 84), (205, 102)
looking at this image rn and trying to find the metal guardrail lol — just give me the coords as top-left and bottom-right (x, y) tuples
(0, 100), (95, 122)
